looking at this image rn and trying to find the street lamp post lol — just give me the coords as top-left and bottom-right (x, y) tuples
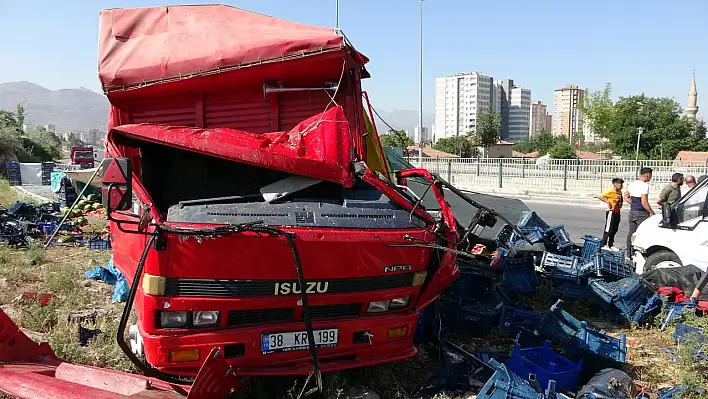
(335, 0), (339, 30)
(635, 127), (643, 163)
(418, 0), (423, 163)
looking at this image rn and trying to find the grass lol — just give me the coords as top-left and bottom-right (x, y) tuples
(0, 179), (18, 207)
(0, 241), (704, 398)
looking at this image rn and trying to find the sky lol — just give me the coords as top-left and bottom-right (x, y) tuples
(0, 0), (704, 114)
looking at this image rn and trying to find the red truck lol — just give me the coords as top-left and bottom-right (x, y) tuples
(96, 4), (460, 384)
(70, 147), (95, 169)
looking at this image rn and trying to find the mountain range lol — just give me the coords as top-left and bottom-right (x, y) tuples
(0, 81), (433, 133)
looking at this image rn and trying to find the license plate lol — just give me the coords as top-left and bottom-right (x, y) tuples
(261, 329), (338, 354)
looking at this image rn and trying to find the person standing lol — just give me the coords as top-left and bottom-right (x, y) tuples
(657, 173), (684, 209)
(624, 167), (654, 258)
(598, 178), (624, 250)
(682, 175), (697, 196)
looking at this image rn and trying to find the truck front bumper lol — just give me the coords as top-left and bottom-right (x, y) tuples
(141, 311), (419, 376)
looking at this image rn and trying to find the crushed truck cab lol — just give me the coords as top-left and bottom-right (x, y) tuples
(96, 4), (459, 380)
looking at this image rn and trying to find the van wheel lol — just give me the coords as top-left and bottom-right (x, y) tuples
(645, 250), (682, 272)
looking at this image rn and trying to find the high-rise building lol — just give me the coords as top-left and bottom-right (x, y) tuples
(435, 72), (529, 142)
(508, 87), (531, 141)
(553, 85), (585, 141)
(530, 101), (550, 136)
(435, 72), (496, 141)
(686, 71), (699, 119)
(414, 126), (429, 143)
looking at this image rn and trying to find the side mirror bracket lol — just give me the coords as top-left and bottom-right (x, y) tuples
(661, 204), (677, 228)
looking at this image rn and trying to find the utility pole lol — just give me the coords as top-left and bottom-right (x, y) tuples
(335, 0), (339, 30)
(418, 0), (424, 163)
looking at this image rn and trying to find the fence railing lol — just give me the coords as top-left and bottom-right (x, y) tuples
(406, 158), (708, 195)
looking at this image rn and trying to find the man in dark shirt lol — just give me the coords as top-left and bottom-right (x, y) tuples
(624, 167), (654, 258)
(657, 173), (684, 208)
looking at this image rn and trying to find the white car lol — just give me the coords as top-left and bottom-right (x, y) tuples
(632, 178), (708, 274)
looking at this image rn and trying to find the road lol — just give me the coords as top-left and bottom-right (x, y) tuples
(524, 200), (630, 248)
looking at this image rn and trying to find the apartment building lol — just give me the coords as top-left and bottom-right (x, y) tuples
(530, 100), (551, 136)
(552, 85), (585, 141)
(434, 72), (498, 141)
(508, 87), (531, 141)
(435, 72), (529, 142)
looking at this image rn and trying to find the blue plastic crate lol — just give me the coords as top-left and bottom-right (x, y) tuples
(580, 235), (602, 262)
(541, 253), (589, 282)
(549, 281), (589, 300)
(502, 257), (538, 293)
(508, 340), (583, 392)
(600, 248), (626, 263)
(88, 237), (111, 251)
(632, 295), (664, 326)
(446, 268), (495, 300)
(543, 225), (573, 253)
(517, 211), (550, 231)
(440, 297), (503, 337)
(477, 359), (550, 399)
(496, 225), (542, 249)
(37, 222), (58, 235)
(592, 253), (633, 279)
(572, 327), (628, 365)
(588, 277), (647, 319)
(499, 305), (545, 337)
(536, 300), (586, 350)
(673, 323), (705, 344)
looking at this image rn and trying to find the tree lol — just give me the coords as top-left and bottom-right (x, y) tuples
(535, 131), (556, 156)
(473, 112), (501, 152)
(433, 136), (473, 157)
(514, 136), (537, 154)
(549, 141), (577, 159)
(379, 130), (413, 149)
(15, 104), (26, 132)
(581, 82), (615, 140)
(694, 121), (707, 140)
(606, 94), (703, 159)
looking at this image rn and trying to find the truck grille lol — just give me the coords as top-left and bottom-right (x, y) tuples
(166, 273), (414, 298)
(226, 308), (294, 326)
(226, 303), (363, 326)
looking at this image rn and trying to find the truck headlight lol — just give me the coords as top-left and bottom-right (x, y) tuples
(367, 300), (390, 313)
(160, 311), (188, 328)
(193, 311), (220, 327)
(390, 297), (410, 308)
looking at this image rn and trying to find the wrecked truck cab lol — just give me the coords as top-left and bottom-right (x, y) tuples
(97, 4), (459, 380)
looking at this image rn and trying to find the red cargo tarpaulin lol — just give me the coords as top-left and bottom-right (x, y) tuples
(98, 5), (360, 92)
(110, 106), (355, 187)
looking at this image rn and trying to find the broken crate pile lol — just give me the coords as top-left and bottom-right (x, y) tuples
(430, 211), (655, 397)
(0, 200), (110, 249)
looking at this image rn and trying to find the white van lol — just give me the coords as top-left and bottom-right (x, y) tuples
(632, 178), (708, 274)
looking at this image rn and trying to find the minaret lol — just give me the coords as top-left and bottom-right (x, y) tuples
(686, 71), (699, 119)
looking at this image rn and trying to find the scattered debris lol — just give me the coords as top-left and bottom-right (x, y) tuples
(84, 255), (129, 302)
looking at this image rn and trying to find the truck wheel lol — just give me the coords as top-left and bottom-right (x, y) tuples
(644, 250), (682, 272)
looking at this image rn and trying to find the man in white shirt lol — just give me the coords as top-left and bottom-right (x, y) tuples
(623, 167), (654, 259)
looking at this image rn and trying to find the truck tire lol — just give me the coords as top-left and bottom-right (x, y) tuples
(644, 250), (682, 272)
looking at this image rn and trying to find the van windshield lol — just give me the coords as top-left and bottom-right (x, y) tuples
(676, 183), (708, 224)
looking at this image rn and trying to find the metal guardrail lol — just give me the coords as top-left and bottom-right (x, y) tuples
(407, 158), (708, 194)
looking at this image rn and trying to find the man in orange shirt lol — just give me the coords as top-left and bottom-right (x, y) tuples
(598, 178), (624, 250)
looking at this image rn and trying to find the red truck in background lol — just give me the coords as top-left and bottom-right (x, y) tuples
(96, 4), (459, 385)
(70, 147), (95, 169)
